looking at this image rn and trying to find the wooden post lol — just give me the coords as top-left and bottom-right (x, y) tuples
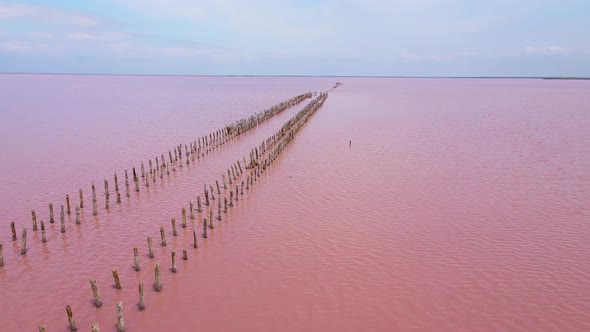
(0, 241), (4, 267)
(11, 221), (17, 241)
(141, 162), (145, 178)
(182, 249), (187, 260)
(222, 174), (227, 189)
(230, 191), (234, 207)
(197, 195), (202, 212)
(224, 196), (228, 213)
(66, 194), (71, 215)
(216, 180), (221, 195)
(181, 208), (187, 228)
(117, 191), (121, 204)
(209, 209), (214, 229)
(160, 227), (167, 246)
(79, 189), (84, 209)
(90, 278), (102, 307)
(171, 249), (177, 273)
(138, 283), (146, 310)
(112, 269), (122, 289)
(66, 305), (77, 331)
(75, 205), (81, 225)
(217, 200), (221, 220)
(203, 218), (208, 238)
(190, 201), (195, 220)
(241, 181), (244, 195)
(41, 221), (47, 243)
(133, 168), (140, 192)
(246, 176), (249, 190)
(92, 182), (98, 216)
(171, 218), (178, 236)
(204, 189), (209, 206)
(235, 185), (239, 201)
(133, 246), (140, 271)
(91, 323), (99, 332)
(60, 205), (66, 233)
(125, 170), (130, 198)
(192, 227), (198, 248)
(117, 301), (125, 332)
(147, 236), (154, 258)
(154, 264), (162, 291)
(31, 209), (38, 231)
(21, 227), (27, 255)
(210, 185), (215, 201)
(49, 203), (55, 223)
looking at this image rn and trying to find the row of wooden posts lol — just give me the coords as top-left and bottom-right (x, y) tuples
(1, 93), (313, 264)
(4, 92), (328, 331)
(58, 93), (328, 332)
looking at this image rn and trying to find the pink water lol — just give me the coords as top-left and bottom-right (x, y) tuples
(1, 75), (590, 331)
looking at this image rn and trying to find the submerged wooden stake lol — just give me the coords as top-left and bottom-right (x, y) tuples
(66, 194), (71, 215)
(138, 283), (145, 310)
(154, 264), (162, 291)
(49, 203), (55, 223)
(92, 182), (98, 216)
(147, 236), (154, 258)
(75, 205), (81, 225)
(182, 249), (187, 260)
(204, 189), (210, 206)
(181, 208), (187, 228)
(203, 218), (208, 238)
(60, 205), (66, 233)
(21, 227), (27, 255)
(0, 241), (4, 267)
(160, 227), (167, 246)
(171, 249), (177, 273)
(189, 201), (195, 220)
(217, 200), (221, 220)
(209, 209), (214, 229)
(224, 196), (228, 213)
(192, 227), (198, 248)
(79, 189), (84, 209)
(11, 221), (17, 241)
(171, 218), (178, 236)
(125, 170), (130, 198)
(31, 209), (38, 231)
(112, 269), (122, 289)
(116, 301), (125, 332)
(90, 278), (102, 307)
(41, 221), (47, 243)
(133, 246), (140, 271)
(66, 305), (77, 331)
(197, 195), (202, 212)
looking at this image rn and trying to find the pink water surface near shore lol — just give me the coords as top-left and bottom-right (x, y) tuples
(1, 75), (589, 331)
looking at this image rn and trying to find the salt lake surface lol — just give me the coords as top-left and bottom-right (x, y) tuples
(0, 75), (589, 331)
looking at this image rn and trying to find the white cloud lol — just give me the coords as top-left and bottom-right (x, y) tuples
(0, 3), (102, 26)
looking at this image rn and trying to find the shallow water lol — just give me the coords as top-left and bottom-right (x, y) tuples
(1, 76), (589, 331)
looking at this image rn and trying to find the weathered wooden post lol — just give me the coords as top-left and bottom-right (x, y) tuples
(133, 168), (140, 192)
(21, 227), (27, 255)
(189, 201), (195, 220)
(138, 283), (146, 310)
(171, 249), (177, 273)
(79, 189), (84, 209)
(75, 205), (81, 225)
(217, 200), (221, 220)
(92, 182), (98, 216)
(133, 246), (140, 271)
(66, 194), (71, 215)
(216, 180), (221, 195)
(49, 203), (55, 223)
(154, 264), (162, 291)
(41, 221), (47, 243)
(230, 191), (234, 207)
(160, 227), (167, 246)
(235, 185), (239, 201)
(171, 218), (178, 236)
(90, 278), (102, 307)
(204, 190), (210, 206)
(117, 301), (125, 332)
(10, 221), (16, 241)
(31, 209), (38, 231)
(147, 236), (154, 258)
(192, 227), (198, 248)
(209, 209), (214, 229)
(224, 196), (228, 213)
(181, 208), (187, 228)
(182, 249), (187, 260)
(0, 241), (4, 267)
(222, 174), (227, 189)
(66, 305), (77, 331)
(112, 269), (122, 289)
(60, 205), (66, 233)
(197, 195), (202, 212)
(141, 162), (145, 178)
(125, 170), (130, 198)
(241, 181), (244, 195)
(203, 218), (208, 238)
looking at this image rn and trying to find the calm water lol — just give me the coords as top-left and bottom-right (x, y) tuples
(0, 75), (589, 331)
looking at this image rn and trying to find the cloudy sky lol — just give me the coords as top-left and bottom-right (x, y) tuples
(0, 0), (588, 76)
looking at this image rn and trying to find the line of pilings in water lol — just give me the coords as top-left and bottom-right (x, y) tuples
(2, 92), (313, 265)
(7, 92), (328, 331)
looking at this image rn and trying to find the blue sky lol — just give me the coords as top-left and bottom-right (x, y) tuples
(0, 0), (589, 76)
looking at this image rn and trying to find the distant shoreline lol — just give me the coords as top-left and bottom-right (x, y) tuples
(0, 72), (589, 80)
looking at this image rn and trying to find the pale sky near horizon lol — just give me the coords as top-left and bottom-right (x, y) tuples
(0, 0), (588, 76)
